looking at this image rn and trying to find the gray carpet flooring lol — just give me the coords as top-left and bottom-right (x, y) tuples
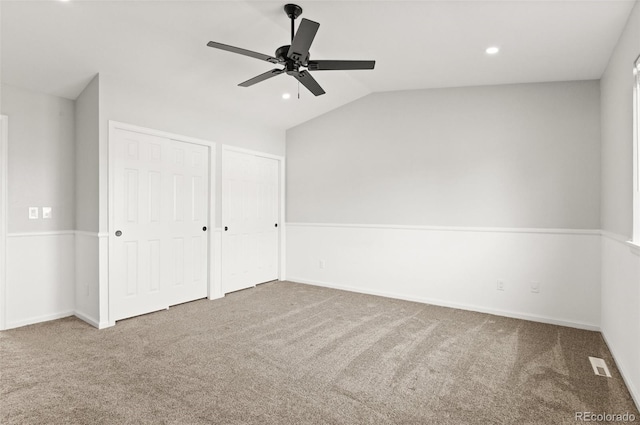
(1, 281), (638, 424)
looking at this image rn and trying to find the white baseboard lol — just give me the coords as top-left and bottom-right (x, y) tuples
(601, 331), (640, 411)
(5, 310), (74, 330)
(74, 310), (100, 328)
(98, 321), (113, 329)
(288, 277), (600, 332)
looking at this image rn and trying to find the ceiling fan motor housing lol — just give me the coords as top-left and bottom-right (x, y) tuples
(276, 45), (309, 68)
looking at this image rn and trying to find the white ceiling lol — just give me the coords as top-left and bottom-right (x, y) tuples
(1, 0), (635, 130)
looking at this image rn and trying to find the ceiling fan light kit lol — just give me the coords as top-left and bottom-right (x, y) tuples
(206, 3), (376, 97)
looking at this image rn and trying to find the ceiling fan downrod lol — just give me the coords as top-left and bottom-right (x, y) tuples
(284, 4), (303, 42)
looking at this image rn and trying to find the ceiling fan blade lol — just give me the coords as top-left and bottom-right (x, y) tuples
(291, 70), (325, 96)
(207, 41), (280, 64)
(287, 18), (320, 63)
(307, 60), (376, 71)
(238, 69), (285, 87)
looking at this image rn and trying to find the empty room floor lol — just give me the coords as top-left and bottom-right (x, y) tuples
(1, 281), (637, 424)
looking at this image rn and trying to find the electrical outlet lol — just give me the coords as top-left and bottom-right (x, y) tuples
(28, 207), (39, 220)
(42, 207), (52, 219)
(530, 281), (540, 293)
(497, 280), (505, 291)
(319, 260), (326, 269)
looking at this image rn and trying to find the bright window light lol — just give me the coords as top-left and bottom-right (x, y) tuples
(486, 46), (500, 55)
(282, 93), (291, 100)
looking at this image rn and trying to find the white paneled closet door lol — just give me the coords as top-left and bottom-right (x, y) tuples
(222, 149), (279, 294)
(112, 129), (209, 321)
(166, 140), (209, 306)
(254, 155), (279, 284)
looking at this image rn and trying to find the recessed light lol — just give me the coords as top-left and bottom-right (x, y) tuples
(486, 46), (500, 55)
(282, 93), (291, 100)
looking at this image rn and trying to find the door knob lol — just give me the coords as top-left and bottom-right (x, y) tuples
(275, 223), (278, 228)
(224, 226), (228, 231)
(115, 230), (122, 237)
(202, 226), (207, 231)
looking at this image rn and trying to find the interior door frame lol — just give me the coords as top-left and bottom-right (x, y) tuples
(0, 115), (8, 330)
(221, 144), (286, 286)
(107, 121), (216, 325)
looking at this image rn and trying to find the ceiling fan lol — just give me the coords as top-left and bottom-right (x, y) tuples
(206, 3), (375, 97)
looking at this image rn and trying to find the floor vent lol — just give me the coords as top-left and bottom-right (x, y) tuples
(589, 356), (612, 377)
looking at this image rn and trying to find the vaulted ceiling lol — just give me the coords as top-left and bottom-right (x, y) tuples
(1, 0), (635, 130)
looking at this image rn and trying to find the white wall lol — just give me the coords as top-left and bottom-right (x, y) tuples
(5, 233), (75, 328)
(601, 234), (640, 407)
(287, 224), (601, 329)
(286, 80), (602, 330)
(287, 81), (601, 229)
(1, 115), (8, 331)
(601, 3), (640, 238)
(599, 0), (640, 408)
(1, 84), (76, 328)
(75, 75), (99, 234)
(74, 75), (100, 326)
(2, 84), (75, 232)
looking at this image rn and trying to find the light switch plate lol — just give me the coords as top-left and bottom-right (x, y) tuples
(42, 207), (52, 219)
(28, 207), (39, 220)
